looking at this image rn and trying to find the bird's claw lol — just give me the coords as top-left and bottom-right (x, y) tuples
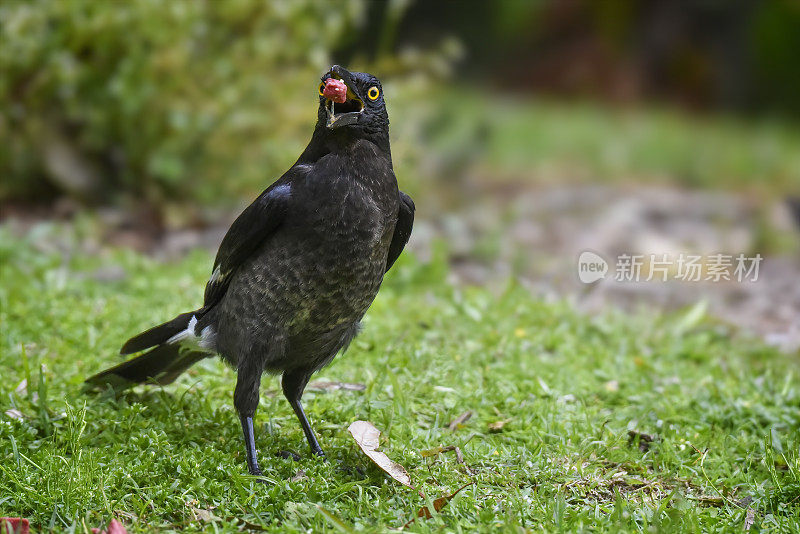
(335, 461), (366, 477)
(247, 467), (270, 484)
(276, 450), (302, 461)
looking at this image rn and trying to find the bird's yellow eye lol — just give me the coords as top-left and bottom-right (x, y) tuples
(367, 86), (380, 100)
(318, 82), (326, 96)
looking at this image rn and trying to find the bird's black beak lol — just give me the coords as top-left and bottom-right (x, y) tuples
(325, 65), (364, 129)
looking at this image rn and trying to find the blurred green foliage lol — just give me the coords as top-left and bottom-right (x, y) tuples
(2, 0), (798, 213)
(1, 0), (364, 205)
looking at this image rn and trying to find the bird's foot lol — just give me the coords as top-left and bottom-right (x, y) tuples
(247, 466), (270, 484)
(274, 447), (327, 461)
(276, 449), (302, 461)
(335, 461), (366, 478)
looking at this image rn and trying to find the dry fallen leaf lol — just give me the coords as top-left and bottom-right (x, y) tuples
(448, 411), (473, 431)
(403, 483), (473, 527)
(348, 420), (412, 487)
(186, 500), (220, 523)
(488, 419), (510, 432)
(190, 507), (219, 523)
(289, 469), (307, 482)
(744, 507), (755, 530)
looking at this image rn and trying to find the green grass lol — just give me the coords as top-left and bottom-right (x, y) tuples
(1, 227), (798, 532)
(403, 88), (800, 197)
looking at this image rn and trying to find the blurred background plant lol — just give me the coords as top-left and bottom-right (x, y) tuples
(3, 0), (798, 210)
(1, 0), (369, 210)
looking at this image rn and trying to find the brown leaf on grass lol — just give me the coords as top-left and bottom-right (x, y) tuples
(488, 419), (510, 432)
(448, 411), (472, 431)
(419, 445), (466, 467)
(186, 500), (220, 523)
(403, 483), (473, 527)
(190, 507), (219, 523)
(307, 381), (366, 392)
(348, 421), (412, 487)
(744, 508), (755, 531)
(289, 469), (307, 482)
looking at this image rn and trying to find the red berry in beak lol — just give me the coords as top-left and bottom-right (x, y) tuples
(323, 78), (347, 104)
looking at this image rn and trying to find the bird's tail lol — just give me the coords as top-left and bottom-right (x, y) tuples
(120, 310), (205, 355)
(84, 343), (207, 392)
(85, 310), (211, 392)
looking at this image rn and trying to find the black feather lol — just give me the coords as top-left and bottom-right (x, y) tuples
(385, 191), (415, 272)
(85, 343), (207, 392)
(120, 311), (198, 355)
(203, 180), (293, 308)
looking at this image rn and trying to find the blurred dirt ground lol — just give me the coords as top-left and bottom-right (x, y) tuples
(5, 182), (799, 353)
(413, 182), (800, 353)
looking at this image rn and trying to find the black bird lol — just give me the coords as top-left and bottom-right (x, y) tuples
(86, 66), (414, 475)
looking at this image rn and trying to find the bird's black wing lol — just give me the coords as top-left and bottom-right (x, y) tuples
(385, 191), (415, 272)
(203, 180), (293, 307)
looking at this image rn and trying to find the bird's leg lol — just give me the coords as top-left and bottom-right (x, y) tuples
(239, 414), (261, 475)
(281, 369), (325, 457)
(234, 357), (265, 476)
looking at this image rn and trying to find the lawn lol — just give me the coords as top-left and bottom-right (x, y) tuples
(1, 228), (798, 532)
(396, 89), (800, 200)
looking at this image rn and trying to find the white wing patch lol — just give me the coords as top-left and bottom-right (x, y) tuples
(167, 315), (216, 353)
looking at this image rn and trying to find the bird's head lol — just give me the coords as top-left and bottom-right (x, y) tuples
(317, 65), (388, 137)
